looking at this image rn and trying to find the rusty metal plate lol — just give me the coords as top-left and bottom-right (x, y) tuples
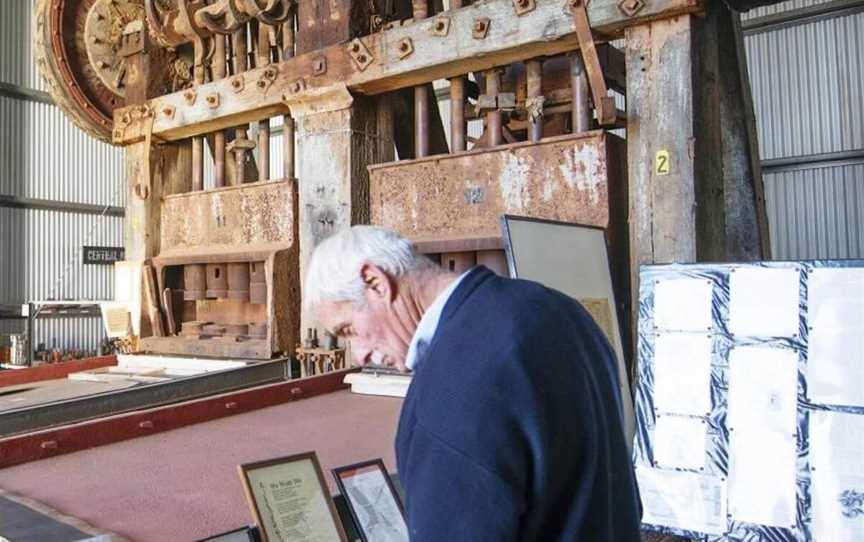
(161, 179), (297, 251)
(369, 132), (617, 241)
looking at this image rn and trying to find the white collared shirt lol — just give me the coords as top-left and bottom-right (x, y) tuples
(404, 270), (472, 371)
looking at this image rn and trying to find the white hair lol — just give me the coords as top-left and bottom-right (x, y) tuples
(304, 226), (434, 311)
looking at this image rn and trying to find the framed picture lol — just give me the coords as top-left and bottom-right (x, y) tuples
(238, 451), (348, 542)
(332, 459), (409, 542)
(500, 215), (635, 441)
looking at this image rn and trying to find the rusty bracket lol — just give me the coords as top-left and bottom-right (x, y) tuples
(118, 20), (146, 57)
(312, 57), (327, 76)
(397, 38), (414, 59)
(288, 78), (307, 94)
(568, 0), (616, 125)
(475, 92), (516, 114)
(346, 38), (374, 71)
(205, 93), (220, 108)
(256, 66), (278, 92)
(229, 75), (245, 93)
(472, 17), (490, 39)
(226, 137), (256, 154)
(431, 16), (450, 36)
(183, 89), (197, 105)
(513, 0), (536, 16)
(618, 0), (645, 16)
(135, 105), (156, 201)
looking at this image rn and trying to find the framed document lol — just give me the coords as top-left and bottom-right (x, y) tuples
(332, 459), (409, 542)
(238, 451), (348, 542)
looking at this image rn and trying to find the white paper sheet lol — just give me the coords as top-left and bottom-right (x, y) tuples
(654, 278), (714, 332)
(727, 346), (799, 434)
(810, 410), (864, 542)
(807, 268), (864, 407)
(636, 466), (727, 535)
(728, 430), (797, 528)
(653, 415), (707, 470)
(729, 267), (800, 337)
(653, 333), (713, 416)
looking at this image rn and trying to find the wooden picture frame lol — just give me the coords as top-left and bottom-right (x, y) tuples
(238, 451), (348, 542)
(332, 459), (408, 542)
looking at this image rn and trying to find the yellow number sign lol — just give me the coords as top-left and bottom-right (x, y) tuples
(655, 150), (670, 175)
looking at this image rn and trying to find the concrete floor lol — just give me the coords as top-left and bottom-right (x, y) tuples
(0, 389), (402, 541)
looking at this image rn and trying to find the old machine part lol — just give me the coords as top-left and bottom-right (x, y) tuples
(38, 0), (766, 383)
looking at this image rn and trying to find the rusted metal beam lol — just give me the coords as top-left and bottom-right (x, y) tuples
(113, 0), (701, 143)
(413, 0), (430, 157)
(213, 35), (228, 188)
(485, 69), (503, 147)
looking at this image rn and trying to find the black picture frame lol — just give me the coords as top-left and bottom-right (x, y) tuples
(332, 459), (408, 542)
(238, 451), (348, 542)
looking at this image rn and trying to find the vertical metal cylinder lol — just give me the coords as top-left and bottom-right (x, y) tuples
(213, 35), (227, 188)
(448, 0), (466, 153)
(227, 262), (251, 301)
(206, 263), (229, 299)
(256, 23), (271, 182)
(526, 59), (543, 142)
(232, 25), (250, 184)
(485, 70), (502, 147)
(183, 264), (207, 300)
(450, 77), (466, 152)
(570, 53), (591, 134)
(192, 41), (205, 191)
(413, 0), (429, 158)
(282, 18), (296, 180)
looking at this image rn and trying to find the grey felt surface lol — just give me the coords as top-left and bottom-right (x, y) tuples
(0, 494), (90, 542)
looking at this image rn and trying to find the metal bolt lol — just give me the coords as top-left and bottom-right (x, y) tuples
(435, 21), (445, 31)
(351, 42), (361, 53)
(232, 79), (242, 88)
(400, 42), (409, 52)
(358, 54), (367, 63)
(257, 80), (266, 88)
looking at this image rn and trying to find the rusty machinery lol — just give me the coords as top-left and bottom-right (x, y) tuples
(35, 0), (765, 362)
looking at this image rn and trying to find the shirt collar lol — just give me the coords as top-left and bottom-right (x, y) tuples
(404, 269), (472, 371)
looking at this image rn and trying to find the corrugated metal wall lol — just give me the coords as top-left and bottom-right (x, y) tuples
(743, 0), (864, 259)
(0, 0), (125, 354)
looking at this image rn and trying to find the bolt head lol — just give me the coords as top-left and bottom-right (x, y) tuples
(351, 42), (361, 53)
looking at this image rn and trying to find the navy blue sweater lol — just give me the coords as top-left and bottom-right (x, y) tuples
(395, 267), (640, 541)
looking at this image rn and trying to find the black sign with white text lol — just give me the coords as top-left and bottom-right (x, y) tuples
(83, 246), (125, 265)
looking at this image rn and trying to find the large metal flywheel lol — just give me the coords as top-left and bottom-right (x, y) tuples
(33, 0), (159, 143)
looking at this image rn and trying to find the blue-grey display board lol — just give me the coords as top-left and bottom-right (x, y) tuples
(634, 261), (864, 542)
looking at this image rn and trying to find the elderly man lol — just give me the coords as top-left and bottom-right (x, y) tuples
(305, 226), (640, 541)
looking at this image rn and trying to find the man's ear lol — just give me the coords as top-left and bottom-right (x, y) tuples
(359, 263), (396, 302)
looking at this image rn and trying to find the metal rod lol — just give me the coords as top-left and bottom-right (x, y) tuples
(192, 40), (205, 191)
(414, 0), (429, 158)
(213, 35), (227, 188)
(448, 0), (466, 153)
(570, 53), (591, 134)
(450, 77), (466, 152)
(257, 22), (271, 182)
(485, 70), (502, 147)
(232, 25), (250, 185)
(526, 59), (543, 142)
(282, 17), (296, 180)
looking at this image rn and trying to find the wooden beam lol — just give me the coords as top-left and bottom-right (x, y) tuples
(113, 0), (701, 143)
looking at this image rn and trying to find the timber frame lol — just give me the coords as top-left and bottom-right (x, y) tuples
(113, 0), (702, 143)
